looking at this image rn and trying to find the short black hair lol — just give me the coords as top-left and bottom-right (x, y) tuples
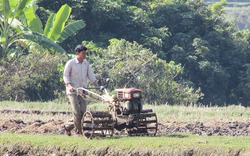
(75, 44), (87, 52)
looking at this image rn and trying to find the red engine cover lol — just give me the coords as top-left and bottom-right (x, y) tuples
(116, 88), (142, 100)
(115, 88), (142, 93)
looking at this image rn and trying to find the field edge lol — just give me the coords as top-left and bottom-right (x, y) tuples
(0, 132), (249, 156)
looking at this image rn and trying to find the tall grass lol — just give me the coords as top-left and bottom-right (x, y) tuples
(0, 101), (249, 124)
(0, 101), (72, 111)
(152, 104), (250, 124)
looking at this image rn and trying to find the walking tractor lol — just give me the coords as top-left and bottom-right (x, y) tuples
(76, 87), (158, 138)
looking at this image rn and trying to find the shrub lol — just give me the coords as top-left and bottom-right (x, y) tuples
(0, 51), (67, 101)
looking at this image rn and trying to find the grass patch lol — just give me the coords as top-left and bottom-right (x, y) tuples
(0, 132), (249, 155)
(152, 104), (250, 123)
(1, 101), (249, 123)
(0, 101), (71, 112)
(1, 132), (250, 149)
(0, 101), (108, 112)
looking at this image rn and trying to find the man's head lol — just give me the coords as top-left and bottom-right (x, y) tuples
(75, 45), (87, 61)
(75, 44), (87, 53)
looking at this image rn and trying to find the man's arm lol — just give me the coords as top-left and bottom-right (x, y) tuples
(92, 80), (99, 87)
(63, 60), (74, 92)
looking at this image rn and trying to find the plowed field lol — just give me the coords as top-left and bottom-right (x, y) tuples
(1, 109), (249, 136)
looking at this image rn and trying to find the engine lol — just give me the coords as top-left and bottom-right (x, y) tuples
(115, 88), (142, 115)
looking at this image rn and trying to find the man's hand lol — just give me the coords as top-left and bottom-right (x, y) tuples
(66, 83), (74, 92)
(99, 86), (104, 92)
(69, 87), (74, 92)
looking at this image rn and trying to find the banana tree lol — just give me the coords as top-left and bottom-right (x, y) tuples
(23, 3), (86, 53)
(0, 0), (85, 60)
(0, 0), (29, 60)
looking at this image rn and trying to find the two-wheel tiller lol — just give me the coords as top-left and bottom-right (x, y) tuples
(75, 87), (158, 138)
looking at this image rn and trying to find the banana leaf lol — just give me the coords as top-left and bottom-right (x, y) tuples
(46, 4), (71, 41)
(8, 0), (17, 12)
(57, 20), (85, 43)
(18, 38), (47, 53)
(24, 6), (43, 33)
(0, 0), (11, 15)
(14, 0), (33, 17)
(44, 13), (55, 37)
(23, 31), (66, 53)
(2, 0), (11, 18)
(0, 1), (2, 13)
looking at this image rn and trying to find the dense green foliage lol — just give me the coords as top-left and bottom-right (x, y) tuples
(0, 52), (67, 101)
(86, 39), (203, 104)
(1, 0), (250, 106)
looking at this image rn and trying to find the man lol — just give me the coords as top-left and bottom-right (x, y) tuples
(63, 44), (100, 136)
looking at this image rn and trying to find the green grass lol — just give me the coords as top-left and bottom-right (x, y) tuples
(0, 132), (249, 155)
(153, 104), (250, 123)
(0, 101), (72, 112)
(1, 101), (249, 123)
(0, 101), (107, 112)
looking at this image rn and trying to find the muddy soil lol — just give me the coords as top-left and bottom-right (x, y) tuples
(0, 111), (249, 136)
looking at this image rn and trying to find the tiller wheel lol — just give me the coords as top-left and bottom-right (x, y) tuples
(126, 109), (158, 136)
(82, 110), (114, 138)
